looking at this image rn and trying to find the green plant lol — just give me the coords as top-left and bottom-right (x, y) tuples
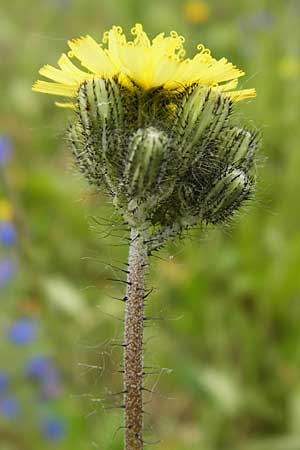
(33, 23), (259, 450)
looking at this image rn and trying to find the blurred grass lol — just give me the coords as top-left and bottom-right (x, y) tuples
(1, 0), (300, 449)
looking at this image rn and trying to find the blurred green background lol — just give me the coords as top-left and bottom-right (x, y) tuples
(1, 0), (300, 449)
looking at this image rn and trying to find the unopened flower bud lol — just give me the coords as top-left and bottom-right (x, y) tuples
(202, 169), (251, 223)
(125, 127), (170, 200)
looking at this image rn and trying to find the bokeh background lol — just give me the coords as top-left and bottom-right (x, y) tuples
(1, 0), (300, 449)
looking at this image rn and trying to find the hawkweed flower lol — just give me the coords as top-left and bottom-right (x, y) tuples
(33, 24), (259, 450)
(33, 23), (257, 242)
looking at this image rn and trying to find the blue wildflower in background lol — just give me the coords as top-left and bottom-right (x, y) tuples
(0, 372), (9, 393)
(0, 221), (17, 246)
(0, 396), (20, 419)
(8, 318), (38, 345)
(26, 355), (52, 379)
(42, 417), (66, 441)
(0, 136), (13, 166)
(41, 369), (62, 399)
(26, 355), (62, 399)
(0, 258), (16, 287)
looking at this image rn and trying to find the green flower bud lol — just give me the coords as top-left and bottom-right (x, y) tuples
(77, 79), (127, 188)
(171, 86), (232, 166)
(68, 121), (103, 187)
(202, 169), (252, 223)
(125, 127), (172, 203)
(218, 126), (258, 168)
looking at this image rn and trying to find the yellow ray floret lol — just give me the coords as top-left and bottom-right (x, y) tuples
(33, 23), (256, 105)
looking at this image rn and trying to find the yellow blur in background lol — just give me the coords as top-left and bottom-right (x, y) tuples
(183, 1), (211, 24)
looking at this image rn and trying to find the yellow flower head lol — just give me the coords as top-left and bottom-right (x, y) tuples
(33, 23), (256, 107)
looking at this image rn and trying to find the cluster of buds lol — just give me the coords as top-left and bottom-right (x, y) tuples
(69, 78), (259, 250)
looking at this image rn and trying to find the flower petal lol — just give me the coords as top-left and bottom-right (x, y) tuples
(39, 65), (77, 85)
(54, 101), (76, 108)
(57, 54), (91, 83)
(68, 35), (116, 76)
(227, 88), (257, 102)
(32, 80), (77, 97)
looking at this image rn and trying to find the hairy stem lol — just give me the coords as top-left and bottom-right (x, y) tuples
(124, 229), (147, 450)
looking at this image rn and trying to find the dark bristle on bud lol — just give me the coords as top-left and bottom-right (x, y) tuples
(68, 78), (260, 249)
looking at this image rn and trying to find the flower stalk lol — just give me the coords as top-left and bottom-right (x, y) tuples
(124, 229), (147, 450)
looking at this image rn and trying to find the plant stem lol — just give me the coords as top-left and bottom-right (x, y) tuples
(124, 229), (147, 450)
